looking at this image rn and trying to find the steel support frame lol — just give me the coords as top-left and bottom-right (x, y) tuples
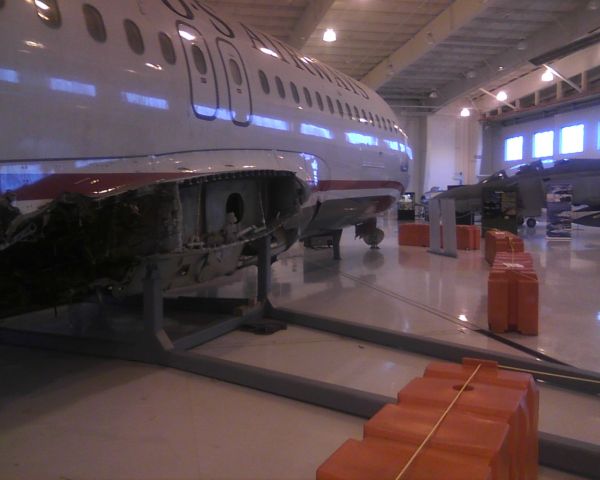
(1, 237), (599, 478)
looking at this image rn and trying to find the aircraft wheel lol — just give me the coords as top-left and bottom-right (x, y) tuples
(526, 218), (536, 228)
(517, 217), (524, 226)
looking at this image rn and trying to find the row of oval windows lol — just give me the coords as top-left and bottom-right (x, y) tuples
(15, 0), (400, 134)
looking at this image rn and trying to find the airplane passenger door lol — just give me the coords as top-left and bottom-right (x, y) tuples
(217, 39), (253, 127)
(177, 22), (219, 120)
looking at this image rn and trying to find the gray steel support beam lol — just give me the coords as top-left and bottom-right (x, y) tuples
(427, 4), (600, 109)
(288, 0), (335, 51)
(361, 0), (495, 90)
(266, 305), (600, 395)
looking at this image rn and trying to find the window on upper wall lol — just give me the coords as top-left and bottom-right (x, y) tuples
(303, 87), (313, 107)
(560, 124), (584, 154)
(192, 45), (207, 74)
(36, 0), (61, 28)
(326, 96), (334, 114)
(290, 82), (300, 104)
(259, 70), (270, 94)
(124, 19), (144, 55)
(505, 135), (524, 161)
(229, 59), (243, 86)
(83, 4), (106, 42)
(159, 32), (176, 65)
(533, 130), (554, 158)
(275, 76), (285, 99)
(315, 92), (324, 111)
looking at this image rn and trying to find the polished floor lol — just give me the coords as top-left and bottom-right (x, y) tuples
(1, 213), (599, 479)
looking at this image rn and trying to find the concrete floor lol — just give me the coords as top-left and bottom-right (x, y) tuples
(1, 213), (599, 479)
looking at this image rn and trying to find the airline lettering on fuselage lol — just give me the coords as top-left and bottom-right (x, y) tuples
(161, 0), (235, 38)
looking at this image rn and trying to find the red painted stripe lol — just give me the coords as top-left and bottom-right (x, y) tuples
(315, 180), (404, 192)
(2, 172), (404, 201)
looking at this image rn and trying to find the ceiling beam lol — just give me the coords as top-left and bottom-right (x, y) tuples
(427, 3), (600, 109)
(287, 0), (335, 51)
(360, 0), (495, 90)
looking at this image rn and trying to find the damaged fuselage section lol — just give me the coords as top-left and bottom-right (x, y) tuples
(0, 170), (308, 314)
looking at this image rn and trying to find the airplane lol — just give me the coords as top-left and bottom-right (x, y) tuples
(434, 158), (600, 228)
(0, 0), (411, 312)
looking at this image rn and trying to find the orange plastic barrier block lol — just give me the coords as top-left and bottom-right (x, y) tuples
(397, 377), (532, 480)
(456, 225), (481, 250)
(316, 437), (492, 480)
(364, 404), (510, 480)
(485, 230), (525, 265)
(398, 223), (429, 247)
(424, 358), (539, 479)
(488, 263), (539, 335)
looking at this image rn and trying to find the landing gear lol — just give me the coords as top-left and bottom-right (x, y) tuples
(526, 218), (537, 228)
(355, 218), (384, 249)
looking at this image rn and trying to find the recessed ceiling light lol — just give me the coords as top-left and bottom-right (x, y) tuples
(460, 107), (471, 117)
(323, 28), (336, 42)
(466, 70), (476, 79)
(496, 90), (508, 102)
(541, 68), (554, 82)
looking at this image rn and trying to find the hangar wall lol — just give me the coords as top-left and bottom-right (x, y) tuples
(486, 102), (600, 173)
(421, 114), (481, 194)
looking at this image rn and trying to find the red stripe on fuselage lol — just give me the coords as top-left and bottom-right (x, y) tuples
(2, 172), (404, 201)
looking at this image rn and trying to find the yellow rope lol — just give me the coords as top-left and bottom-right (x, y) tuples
(394, 364), (483, 480)
(499, 364), (600, 384)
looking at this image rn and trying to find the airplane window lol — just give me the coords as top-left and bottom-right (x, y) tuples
(275, 76), (285, 99)
(375, 114), (381, 129)
(35, 0), (61, 28)
(259, 70), (270, 94)
(353, 106), (359, 122)
(303, 87), (313, 107)
(124, 19), (144, 55)
(290, 82), (300, 104)
(345, 103), (352, 119)
(229, 59), (243, 86)
(336, 100), (344, 117)
(369, 112), (375, 127)
(315, 92), (324, 111)
(159, 32), (176, 65)
(192, 45), (207, 75)
(326, 96), (334, 114)
(83, 4), (106, 43)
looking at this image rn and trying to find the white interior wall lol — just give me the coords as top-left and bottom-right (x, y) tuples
(492, 103), (600, 172)
(423, 114), (481, 192)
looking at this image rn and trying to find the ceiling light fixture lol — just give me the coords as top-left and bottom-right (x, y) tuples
(517, 39), (527, 51)
(323, 28), (336, 43)
(429, 90), (438, 99)
(466, 70), (476, 79)
(541, 68), (554, 82)
(460, 107), (471, 117)
(496, 90), (508, 102)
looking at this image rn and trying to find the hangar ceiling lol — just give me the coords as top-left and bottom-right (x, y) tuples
(206, 0), (600, 115)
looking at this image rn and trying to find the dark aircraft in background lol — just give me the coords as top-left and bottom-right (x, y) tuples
(435, 159), (600, 227)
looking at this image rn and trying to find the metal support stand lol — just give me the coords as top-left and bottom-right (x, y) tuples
(428, 198), (458, 258)
(332, 229), (342, 260)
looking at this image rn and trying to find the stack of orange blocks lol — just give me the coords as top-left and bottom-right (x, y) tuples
(317, 358), (538, 480)
(398, 223), (480, 250)
(485, 230), (524, 265)
(488, 252), (539, 335)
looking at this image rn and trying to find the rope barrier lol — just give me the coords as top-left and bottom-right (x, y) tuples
(394, 364), (483, 479)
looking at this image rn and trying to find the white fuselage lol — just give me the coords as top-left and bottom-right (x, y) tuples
(0, 0), (411, 231)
